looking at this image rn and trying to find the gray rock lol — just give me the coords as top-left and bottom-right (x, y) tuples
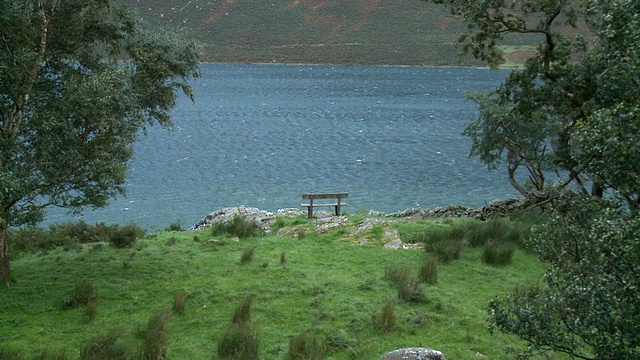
(381, 348), (445, 360)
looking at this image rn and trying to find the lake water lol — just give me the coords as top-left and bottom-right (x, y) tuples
(46, 64), (516, 230)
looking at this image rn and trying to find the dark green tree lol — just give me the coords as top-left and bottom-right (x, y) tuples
(0, 0), (200, 285)
(425, 0), (640, 357)
(428, 0), (639, 206)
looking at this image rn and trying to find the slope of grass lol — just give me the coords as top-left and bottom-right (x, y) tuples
(1, 217), (546, 359)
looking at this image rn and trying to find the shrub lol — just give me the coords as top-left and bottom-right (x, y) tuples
(138, 309), (171, 360)
(61, 279), (97, 309)
(212, 215), (263, 239)
(372, 299), (396, 333)
(240, 247), (256, 265)
(482, 241), (515, 266)
(419, 254), (438, 285)
(49, 221), (96, 244)
(172, 292), (188, 316)
(288, 332), (327, 360)
(108, 224), (145, 248)
(80, 327), (128, 360)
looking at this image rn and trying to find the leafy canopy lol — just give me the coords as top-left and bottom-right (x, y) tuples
(0, 0), (200, 284)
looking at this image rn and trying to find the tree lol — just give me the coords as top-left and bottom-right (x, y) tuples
(427, 0), (639, 205)
(489, 193), (640, 359)
(0, 0), (200, 285)
(424, 0), (640, 357)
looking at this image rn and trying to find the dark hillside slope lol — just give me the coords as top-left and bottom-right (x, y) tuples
(121, 0), (587, 66)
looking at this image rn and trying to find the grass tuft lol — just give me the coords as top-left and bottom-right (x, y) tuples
(288, 332), (327, 360)
(80, 327), (128, 360)
(61, 279), (97, 310)
(482, 241), (516, 266)
(419, 254), (438, 285)
(240, 247), (256, 265)
(172, 292), (188, 316)
(212, 215), (263, 239)
(138, 308), (171, 360)
(218, 296), (259, 359)
(372, 299), (396, 333)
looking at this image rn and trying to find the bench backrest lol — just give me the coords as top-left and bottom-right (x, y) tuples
(302, 193), (348, 200)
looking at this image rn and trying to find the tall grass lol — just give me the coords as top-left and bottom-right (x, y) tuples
(80, 327), (128, 360)
(419, 254), (438, 285)
(372, 299), (396, 333)
(482, 241), (516, 266)
(218, 295), (259, 359)
(138, 309), (171, 360)
(288, 332), (327, 360)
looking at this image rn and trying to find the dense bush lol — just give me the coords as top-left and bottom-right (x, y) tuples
(482, 241), (515, 266)
(107, 224), (145, 248)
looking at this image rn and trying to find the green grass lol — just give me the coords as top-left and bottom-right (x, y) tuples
(1, 217), (547, 359)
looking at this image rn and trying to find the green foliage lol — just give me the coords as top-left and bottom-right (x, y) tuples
(138, 309), (171, 360)
(107, 224), (146, 249)
(489, 193), (640, 358)
(426, 237), (464, 264)
(0, 0), (200, 284)
(288, 332), (327, 360)
(212, 216), (263, 239)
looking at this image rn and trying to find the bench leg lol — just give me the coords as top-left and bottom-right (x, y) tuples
(307, 207), (313, 219)
(335, 205), (340, 216)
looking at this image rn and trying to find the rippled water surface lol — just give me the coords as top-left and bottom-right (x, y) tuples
(47, 64), (515, 229)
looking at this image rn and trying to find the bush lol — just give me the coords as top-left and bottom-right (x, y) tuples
(419, 254), (438, 285)
(288, 332), (327, 360)
(372, 299), (396, 333)
(232, 295), (254, 325)
(61, 279), (97, 309)
(165, 221), (182, 232)
(80, 328), (129, 360)
(108, 224), (145, 248)
(49, 221), (97, 244)
(138, 309), (171, 360)
(482, 241), (515, 266)
(212, 215), (263, 239)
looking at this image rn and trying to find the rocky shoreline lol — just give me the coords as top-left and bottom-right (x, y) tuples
(190, 197), (539, 249)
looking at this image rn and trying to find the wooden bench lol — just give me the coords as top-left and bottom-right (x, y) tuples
(301, 193), (349, 219)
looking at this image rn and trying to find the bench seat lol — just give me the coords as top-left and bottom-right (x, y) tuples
(301, 193), (348, 218)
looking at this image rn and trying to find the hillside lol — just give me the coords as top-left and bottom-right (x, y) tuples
(121, 0), (575, 67)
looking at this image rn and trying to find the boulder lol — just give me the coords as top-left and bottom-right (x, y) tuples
(381, 348), (446, 360)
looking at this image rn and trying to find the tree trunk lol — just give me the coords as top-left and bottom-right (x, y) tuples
(0, 217), (11, 287)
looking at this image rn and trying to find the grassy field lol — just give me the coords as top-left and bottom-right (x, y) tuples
(1, 214), (551, 359)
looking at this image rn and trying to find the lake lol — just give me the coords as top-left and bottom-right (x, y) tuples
(46, 64), (515, 230)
